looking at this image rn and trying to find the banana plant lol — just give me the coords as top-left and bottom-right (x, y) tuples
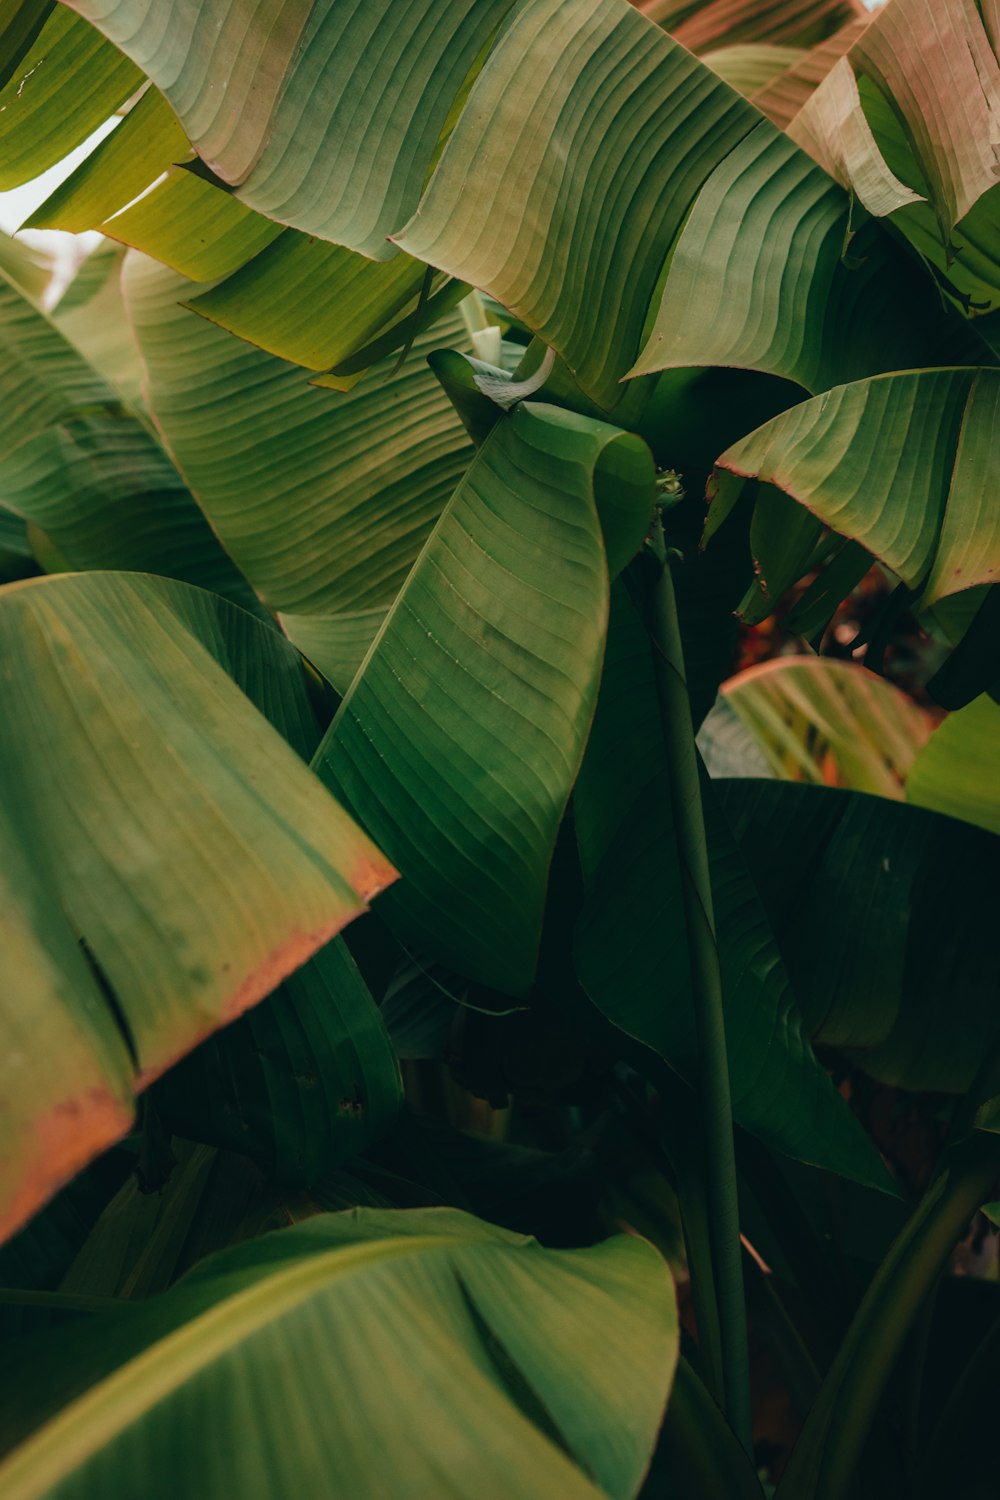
(0, 0), (998, 1496)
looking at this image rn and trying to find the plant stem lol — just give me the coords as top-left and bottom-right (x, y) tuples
(777, 1133), (1000, 1500)
(628, 540), (752, 1454)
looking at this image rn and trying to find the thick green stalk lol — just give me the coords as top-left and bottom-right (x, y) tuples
(628, 541), (752, 1453)
(777, 1133), (1000, 1499)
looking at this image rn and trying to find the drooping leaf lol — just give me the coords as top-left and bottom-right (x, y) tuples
(719, 778), (1000, 1092)
(847, 0), (1000, 234)
(906, 693), (1000, 836)
(750, 16), (870, 128)
(184, 231), (449, 377)
(629, 130), (977, 394)
(708, 367), (1000, 608)
(573, 586), (889, 1188)
(314, 402), (656, 996)
(0, 570), (396, 1243)
(26, 86), (193, 235)
(61, 0), (520, 261)
(0, 6), (141, 191)
(0, 256), (254, 608)
(788, 56), (925, 219)
(397, 0), (763, 408)
(0, 1209), (676, 1500)
(718, 657), (933, 798)
(101, 169), (283, 282)
(122, 253), (474, 674)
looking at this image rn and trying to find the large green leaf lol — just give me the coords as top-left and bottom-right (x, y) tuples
(100, 169), (284, 283)
(122, 252), (474, 686)
(0, 256), (253, 607)
(397, 0), (762, 408)
(629, 130), (976, 394)
(718, 657), (933, 798)
(719, 779), (1000, 1092)
(708, 367), (1000, 608)
(0, 6), (140, 191)
(906, 693), (1000, 837)
(0, 1209), (676, 1500)
(0, 570), (396, 1243)
(573, 585), (889, 1188)
(28, 90), (463, 384)
(314, 401), (656, 996)
(61, 0), (519, 260)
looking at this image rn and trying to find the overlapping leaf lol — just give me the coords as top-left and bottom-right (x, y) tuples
(0, 254), (254, 606)
(62, 0), (520, 260)
(154, 941), (404, 1185)
(0, 1209), (675, 1500)
(122, 253), (474, 689)
(718, 657), (933, 798)
(314, 402), (656, 996)
(0, 570), (396, 1243)
(398, 0), (763, 408)
(907, 693), (1000, 836)
(0, 6), (140, 191)
(629, 130), (977, 394)
(708, 367), (1000, 608)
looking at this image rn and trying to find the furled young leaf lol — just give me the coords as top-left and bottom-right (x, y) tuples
(122, 252), (473, 683)
(719, 779), (1000, 1092)
(719, 657), (933, 798)
(61, 0), (520, 260)
(0, 570), (396, 1243)
(906, 693), (1000, 836)
(314, 402), (656, 997)
(0, 6), (141, 190)
(573, 586), (889, 1188)
(708, 367), (1000, 608)
(0, 1209), (676, 1500)
(0, 255), (254, 608)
